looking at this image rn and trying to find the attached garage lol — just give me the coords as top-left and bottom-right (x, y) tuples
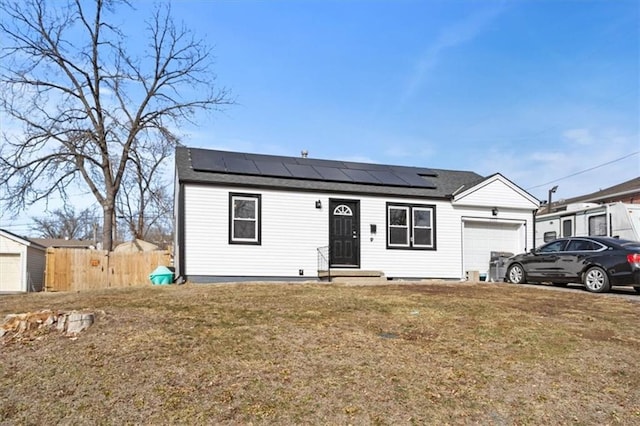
(452, 174), (539, 280)
(462, 219), (527, 278)
(0, 229), (46, 292)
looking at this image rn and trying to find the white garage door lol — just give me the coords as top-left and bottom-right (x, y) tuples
(0, 253), (22, 292)
(463, 220), (524, 275)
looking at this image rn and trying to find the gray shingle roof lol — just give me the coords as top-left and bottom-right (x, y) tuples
(555, 176), (640, 206)
(175, 147), (484, 199)
(29, 238), (95, 249)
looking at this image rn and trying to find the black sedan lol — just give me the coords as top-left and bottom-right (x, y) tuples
(504, 236), (640, 293)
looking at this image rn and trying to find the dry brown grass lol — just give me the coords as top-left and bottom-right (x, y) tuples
(1, 282), (639, 424)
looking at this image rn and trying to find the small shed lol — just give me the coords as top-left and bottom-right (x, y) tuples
(0, 229), (46, 292)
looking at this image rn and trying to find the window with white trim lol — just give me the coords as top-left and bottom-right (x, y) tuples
(229, 193), (261, 244)
(387, 203), (435, 249)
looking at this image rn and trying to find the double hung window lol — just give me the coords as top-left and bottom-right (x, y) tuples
(387, 203), (435, 249)
(229, 193), (261, 244)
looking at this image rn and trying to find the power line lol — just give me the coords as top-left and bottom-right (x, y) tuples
(526, 151), (640, 190)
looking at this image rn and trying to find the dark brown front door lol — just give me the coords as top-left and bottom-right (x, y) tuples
(329, 199), (360, 267)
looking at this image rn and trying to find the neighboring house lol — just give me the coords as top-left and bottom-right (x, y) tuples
(0, 229), (46, 292)
(174, 147), (539, 282)
(545, 176), (640, 213)
(535, 177), (640, 245)
(29, 238), (96, 249)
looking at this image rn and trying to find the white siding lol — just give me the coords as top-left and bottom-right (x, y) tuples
(184, 185), (532, 279)
(358, 197), (462, 278)
(183, 184), (536, 280)
(454, 177), (539, 210)
(184, 185), (328, 277)
(0, 234), (25, 252)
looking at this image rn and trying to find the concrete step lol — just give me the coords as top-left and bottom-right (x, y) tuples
(318, 269), (387, 284)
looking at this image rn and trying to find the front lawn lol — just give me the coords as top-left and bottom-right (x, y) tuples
(1, 282), (638, 424)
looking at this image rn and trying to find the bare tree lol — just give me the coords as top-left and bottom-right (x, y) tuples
(31, 205), (97, 240)
(0, 0), (231, 250)
(116, 136), (174, 244)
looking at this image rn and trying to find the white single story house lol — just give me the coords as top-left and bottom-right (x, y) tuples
(0, 229), (46, 292)
(174, 147), (540, 282)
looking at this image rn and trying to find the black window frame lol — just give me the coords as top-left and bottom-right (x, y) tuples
(229, 192), (262, 245)
(386, 202), (436, 250)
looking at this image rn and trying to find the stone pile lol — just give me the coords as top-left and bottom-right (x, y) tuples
(0, 310), (95, 342)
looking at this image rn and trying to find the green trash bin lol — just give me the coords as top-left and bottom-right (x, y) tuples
(150, 266), (174, 285)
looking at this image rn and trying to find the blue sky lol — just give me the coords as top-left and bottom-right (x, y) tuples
(167, 0), (639, 202)
(1, 0), (639, 232)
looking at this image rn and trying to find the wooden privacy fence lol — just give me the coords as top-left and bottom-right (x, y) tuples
(45, 248), (172, 292)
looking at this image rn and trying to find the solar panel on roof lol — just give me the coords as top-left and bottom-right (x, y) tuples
(313, 166), (353, 182)
(341, 168), (381, 184)
(393, 172), (437, 188)
(296, 158), (345, 168)
(220, 151), (246, 159)
(342, 161), (390, 171)
(284, 163), (323, 179)
(254, 160), (293, 177)
(245, 153), (295, 164)
(389, 166), (437, 177)
(190, 149), (226, 172)
(224, 157), (260, 174)
(188, 148), (440, 189)
(368, 170), (407, 186)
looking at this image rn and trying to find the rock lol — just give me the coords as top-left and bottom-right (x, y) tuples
(56, 314), (67, 332)
(1, 310), (95, 342)
(65, 312), (94, 335)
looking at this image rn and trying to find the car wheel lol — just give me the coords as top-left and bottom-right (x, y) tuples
(507, 264), (526, 284)
(634, 286), (640, 294)
(583, 267), (610, 293)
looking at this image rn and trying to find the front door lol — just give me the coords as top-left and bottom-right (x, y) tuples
(329, 199), (360, 267)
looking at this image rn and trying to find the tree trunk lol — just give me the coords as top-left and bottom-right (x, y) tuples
(102, 205), (114, 251)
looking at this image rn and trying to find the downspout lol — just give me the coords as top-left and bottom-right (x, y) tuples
(532, 208), (538, 250)
(176, 181), (186, 284)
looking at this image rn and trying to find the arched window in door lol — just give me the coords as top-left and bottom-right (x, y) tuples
(333, 204), (353, 216)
